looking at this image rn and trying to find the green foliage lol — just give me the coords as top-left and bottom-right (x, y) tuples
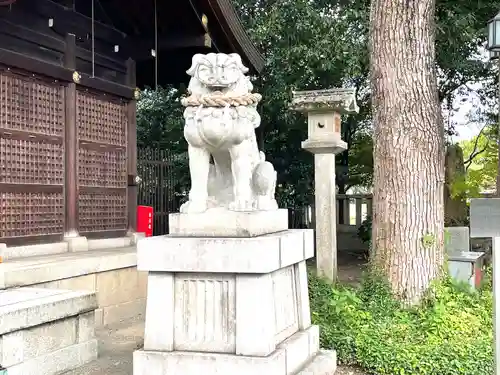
(435, 0), (500, 107)
(137, 86), (185, 150)
(458, 124), (498, 197)
(232, 0), (500, 202)
(234, 0), (372, 203)
(348, 130), (374, 188)
(309, 271), (493, 374)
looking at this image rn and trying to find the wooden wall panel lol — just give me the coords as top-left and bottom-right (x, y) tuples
(0, 69), (65, 243)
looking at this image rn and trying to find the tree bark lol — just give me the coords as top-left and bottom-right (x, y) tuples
(369, 0), (445, 303)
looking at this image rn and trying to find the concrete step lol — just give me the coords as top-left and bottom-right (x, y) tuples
(0, 287), (98, 374)
(297, 350), (337, 374)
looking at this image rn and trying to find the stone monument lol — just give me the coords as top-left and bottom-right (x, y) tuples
(445, 226), (470, 254)
(470, 198), (500, 372)
(133, 53), (336, 375)
(290, 88), (359, 282)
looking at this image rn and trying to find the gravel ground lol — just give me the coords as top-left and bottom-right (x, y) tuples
(336, 365), (368, 375)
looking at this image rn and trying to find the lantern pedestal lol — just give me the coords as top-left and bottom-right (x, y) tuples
(290, 88), (359, 283)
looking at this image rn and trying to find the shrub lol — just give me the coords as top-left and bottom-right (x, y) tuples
(357, 216), (372, 244)
(309, 270), (493, 375)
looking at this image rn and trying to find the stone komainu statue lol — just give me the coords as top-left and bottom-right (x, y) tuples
(180, 53), (278, 213)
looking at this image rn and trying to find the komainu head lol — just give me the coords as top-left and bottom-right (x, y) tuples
(186, 53), (249, 92)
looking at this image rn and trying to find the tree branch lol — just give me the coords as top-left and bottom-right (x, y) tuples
(464, 124), (489, 170)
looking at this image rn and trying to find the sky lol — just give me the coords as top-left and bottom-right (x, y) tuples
(451, 48), (494, 143)
(452, 92), (485, 142)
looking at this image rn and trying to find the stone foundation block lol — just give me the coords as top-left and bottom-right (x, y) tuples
(0, 243), (5, 262)
(134, 327), (331, 375)
(65, 236), (89, 252)
(296, 350), (337, 375)
(0, 288), (98, 374)
(1, 242), (68, 261)
(5, 340), (98, 375)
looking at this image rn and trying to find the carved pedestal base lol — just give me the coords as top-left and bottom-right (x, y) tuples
(134, 336), (336, 375)
(134, 228), (337, 375)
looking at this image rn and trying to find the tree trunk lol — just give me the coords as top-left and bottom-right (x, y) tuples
(444, 144), (468, 226)
(369, 0), (445, 303)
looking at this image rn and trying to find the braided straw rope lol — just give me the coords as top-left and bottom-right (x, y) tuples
(181, 92), (262, 108)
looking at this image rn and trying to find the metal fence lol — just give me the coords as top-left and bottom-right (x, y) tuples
(137, 147), (184, 235)
(288, 206), (313, 229)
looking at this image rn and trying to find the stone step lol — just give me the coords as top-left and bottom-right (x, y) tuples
(1, 237), (136, 261)
(0, 247), (137, 289)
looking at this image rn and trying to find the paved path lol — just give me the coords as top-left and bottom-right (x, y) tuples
(62, 316), (144, 375)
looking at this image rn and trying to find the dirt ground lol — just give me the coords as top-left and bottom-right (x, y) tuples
(64, 250), (369, 375)
(337, 249), (368, 286)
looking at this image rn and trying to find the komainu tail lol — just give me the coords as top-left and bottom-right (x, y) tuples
(259, 151), (266, 162)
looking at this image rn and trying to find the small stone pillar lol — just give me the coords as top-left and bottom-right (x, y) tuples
(290, 88), (359, 282)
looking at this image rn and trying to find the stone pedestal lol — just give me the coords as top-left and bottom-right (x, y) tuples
(290, 88), (359, 283)
(169, 208), (289, 237)
(133, 211), (336, 375)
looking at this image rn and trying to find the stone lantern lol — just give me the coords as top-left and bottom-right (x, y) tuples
(290, 88), (359, 282)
